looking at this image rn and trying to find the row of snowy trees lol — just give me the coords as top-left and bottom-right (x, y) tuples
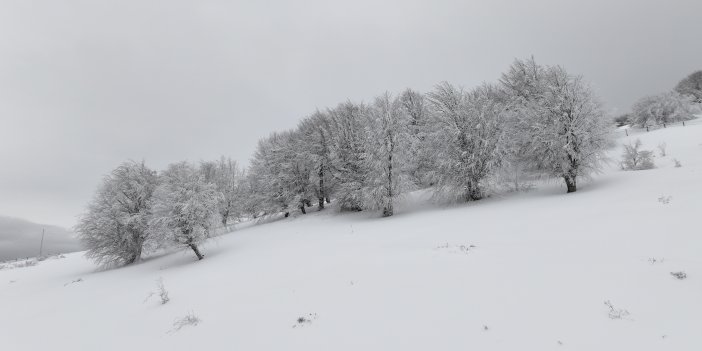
(76, 159), (243, 265)
(627, 70), (701, 127)
(77, 57), (613, 266)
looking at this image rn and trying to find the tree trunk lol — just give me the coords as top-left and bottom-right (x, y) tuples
(384, 146), (394, 217)
(221, 209), (229, 228)
(564, 176), (577, 193)
(382, 204), (393, 217)
(299, 204), (306, 214)
(318, 164), (325, 210)
(284, 212), (290, 218)
(188, 243), (204, 260)
(465, 182), (482, 201)
(127, 234), (144, 264)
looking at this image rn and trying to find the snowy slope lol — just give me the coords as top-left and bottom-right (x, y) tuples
(1, 123), (701, 351)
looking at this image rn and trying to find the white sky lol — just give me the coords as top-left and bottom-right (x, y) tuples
(1, 0), (700, 228)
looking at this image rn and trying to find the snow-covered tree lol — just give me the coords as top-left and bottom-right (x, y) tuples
(200, 157), (244, 228)
(75, 161), (158, 266)
(150, 162), (221, 260)
(399, 88), (433, 187)
(502, 60), (611, 193)
(327, 101), (369, 211)
(247, 130), (314, 217)
(674, 70), (702, 104)
(426, 82), (508, 201)
(362, 92), (410, 216)
(499, 56), (544, 103)
(297, 111), (334, 210)
(631, 92), (695, 127)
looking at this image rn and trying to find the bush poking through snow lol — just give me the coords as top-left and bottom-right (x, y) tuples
(657, 142), (667, 157)
(170, 311), (200, 333)
(64, 278), (83, 287)
(670, 271), (687, 280)
(292, 313), (318, 328)
(621, 139), (655, 170)
(648, 257), (665, 264)
(657, 196), (672, 204)
(145, 278), (170, 304)
(674, 159), (682, 168)
(604, 300), (630, 320)
(435, 243), (476, 255)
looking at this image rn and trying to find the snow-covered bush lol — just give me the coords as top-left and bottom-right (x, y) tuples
(621, 139), (655, 170)
(150, 162), (221, 260)
(657, 142), (667, 157)
(75, 161), (158, 266)
(674, 159), (682, 168)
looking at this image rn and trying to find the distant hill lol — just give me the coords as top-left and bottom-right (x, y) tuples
(0, 215), (83, 261)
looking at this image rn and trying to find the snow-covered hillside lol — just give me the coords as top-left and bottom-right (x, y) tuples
(1, 123), (701, 351)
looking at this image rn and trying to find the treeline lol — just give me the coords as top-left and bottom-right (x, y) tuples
(615, 70), (702, 127)
(77, 57), (614, 266)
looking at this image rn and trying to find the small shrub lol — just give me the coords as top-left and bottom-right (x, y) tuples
(604, 300), (630, 320)
(674, 159), (682, 168)
(670, 271), (687, 280)
(621, 139), (655, 170)
(63, 278), (83, 287)
(658, 196), (672, 204)
(145, 278), (170, 304)
(657, 142), (667, 157)
(292, 313), (318, 328)
(170, 311), (200, 332)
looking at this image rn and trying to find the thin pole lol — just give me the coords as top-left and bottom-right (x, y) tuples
(39, 228), (45, 257)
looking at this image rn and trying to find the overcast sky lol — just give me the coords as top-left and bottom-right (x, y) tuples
(1, 0), (700, 228)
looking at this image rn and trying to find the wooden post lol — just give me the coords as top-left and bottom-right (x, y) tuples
(39, 228), (45, 257)
(683, 121), (686, 126)
(625, 129), (628, 136)
(646, 126), (649, 132)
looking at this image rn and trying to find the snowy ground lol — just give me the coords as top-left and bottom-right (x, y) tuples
(2, 122), (701, 351)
